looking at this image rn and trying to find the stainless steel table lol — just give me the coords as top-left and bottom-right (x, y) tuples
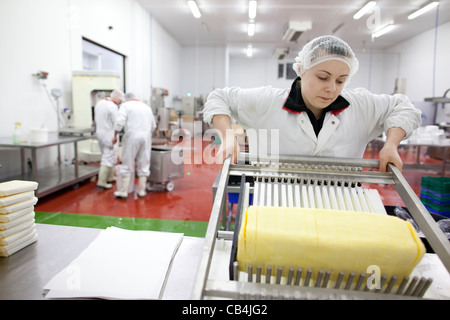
(0, 132), (99, 197)
(0, 224), (203, 300)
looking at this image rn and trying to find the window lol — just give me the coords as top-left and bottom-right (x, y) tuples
(82, 38), (126, 91)
(285, 63), (297, 80)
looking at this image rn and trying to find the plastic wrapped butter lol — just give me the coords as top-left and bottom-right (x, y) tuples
(237, 206), (426, 283)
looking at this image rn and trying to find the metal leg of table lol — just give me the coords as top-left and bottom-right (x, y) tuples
(20, 148), (26, 175)
(416, 145), (421, 165)
(57, 145), (61, 165)
(31, 148), (38, 182)
(74, 141), (79, 178)
(442, 147), (447, 176)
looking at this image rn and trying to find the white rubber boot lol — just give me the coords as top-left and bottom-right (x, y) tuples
(137, 176), (147, 198)
(107, 166), (116, 183)
(97, 166), (113, 189)
(114, 175), (130, 199)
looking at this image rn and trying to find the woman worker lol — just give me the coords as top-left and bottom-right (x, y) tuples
(202, 35), (422, 172)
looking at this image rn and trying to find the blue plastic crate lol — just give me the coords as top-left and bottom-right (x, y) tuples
(228, 192), (253, 205)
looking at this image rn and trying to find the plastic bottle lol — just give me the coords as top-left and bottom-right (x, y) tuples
(13, 122), (22, 145)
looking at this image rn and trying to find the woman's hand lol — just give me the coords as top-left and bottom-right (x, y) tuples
(211, 114), (240, 164)
(378, 127), (406, 172)
(378, 143), (403, 172)
(217, 133), (239, 164)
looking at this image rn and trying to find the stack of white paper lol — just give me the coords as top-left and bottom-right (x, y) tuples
(0, 180), (39, 257)
(43, 227), (184, 299)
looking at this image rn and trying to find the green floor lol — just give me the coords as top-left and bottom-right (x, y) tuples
(35, 211), (208, 237)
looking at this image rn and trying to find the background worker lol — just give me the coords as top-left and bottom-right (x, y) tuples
(203, 35), (422, 172)
(112, 92), (156, 199)
(94, 89), (124, 189)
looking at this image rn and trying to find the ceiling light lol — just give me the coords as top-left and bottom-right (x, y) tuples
(248, 22), (255, 36)
(246, 45), (253, 57)
(408, 2), (439, 20)
(353, 1), (377, 20)
(249, 1), (257, 19)
(187, 0), (201, 19)
(371, 24), (395, 38)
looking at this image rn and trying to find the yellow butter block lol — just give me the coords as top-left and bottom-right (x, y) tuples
(237, 206), (425, 283)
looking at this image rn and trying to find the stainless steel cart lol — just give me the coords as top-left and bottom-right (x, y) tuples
(147, 146), (184, 191)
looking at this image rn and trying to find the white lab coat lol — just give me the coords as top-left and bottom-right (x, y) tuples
(94, 98), (119, 167)
(114, 100), (156, 177)
(203, 86), (422, 159)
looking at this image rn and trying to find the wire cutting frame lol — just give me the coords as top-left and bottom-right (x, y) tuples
(191, 154), (450, 300)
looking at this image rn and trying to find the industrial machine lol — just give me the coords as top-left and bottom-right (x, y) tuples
(68, 70), (121, 162)
(424, 88), (450, 126)
(192, 155), (450, 300)
(151, 87), (172, 140)
(182, 95), (206, 118)
(181, 95), (208, 136)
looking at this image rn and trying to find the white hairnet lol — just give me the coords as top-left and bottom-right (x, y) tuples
(293, 35), (359, 79)
(124, 92), (136, 101)
(110, 89), (124, 102)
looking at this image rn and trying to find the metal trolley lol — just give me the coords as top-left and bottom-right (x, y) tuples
(147, 146), (184, 192)
(191, 155), (450, 300)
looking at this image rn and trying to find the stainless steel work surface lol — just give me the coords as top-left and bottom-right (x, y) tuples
(0, 224), (203, 300)
(0, 132), (93, 148)
(0, 132), (99, 197)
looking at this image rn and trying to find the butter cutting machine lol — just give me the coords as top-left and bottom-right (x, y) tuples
(191, 154), (450, 300)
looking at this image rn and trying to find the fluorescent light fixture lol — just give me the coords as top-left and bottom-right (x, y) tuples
(246, 45), (253, 57)
(353, 1), (377, 20)
(248, 22), (255, 36)
(371, 24), (395, 38)
(408, 2), (439, 20)
(249, 1), (257, 19)
(187, 0), (201, 19)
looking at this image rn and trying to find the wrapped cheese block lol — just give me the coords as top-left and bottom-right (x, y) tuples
(237, 206), (425, 286)
(0, 218), (35, 238)
(0, 191), (34, 207)
(0, 229), (38, 257)
(0, 224), (36, 246)
(0, 180), (38, 197)
(0, 206), (34, 223)
(0, 197), (38, 214)
(0, 180), (39, 257)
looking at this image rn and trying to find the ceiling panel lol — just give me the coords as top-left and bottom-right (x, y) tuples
(137, 0), (450, 58)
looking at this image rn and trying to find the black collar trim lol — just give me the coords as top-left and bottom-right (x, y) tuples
(282, 77), (350, 116)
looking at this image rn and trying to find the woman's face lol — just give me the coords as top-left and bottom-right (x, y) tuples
(300, 60), (350, 118)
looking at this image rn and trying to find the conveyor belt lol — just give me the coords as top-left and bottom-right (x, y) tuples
(191, 155), (450, 300)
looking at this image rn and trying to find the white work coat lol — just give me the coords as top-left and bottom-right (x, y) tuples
(114, 100), (156, 177)
(94, 98), (119, 167)
(203, 85), (422, 159)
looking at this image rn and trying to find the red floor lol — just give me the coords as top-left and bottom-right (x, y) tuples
(35, 138), (448, 222)
(35, 140), (222, 222)
(368, 144), (448, 207)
